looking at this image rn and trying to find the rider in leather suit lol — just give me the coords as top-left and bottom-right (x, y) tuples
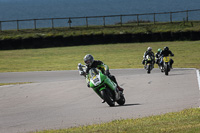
(142, 47), (155, 66)
(155, 48), (162, 66)
(160, 46), (174, 68)
(83, 54), (124, 92)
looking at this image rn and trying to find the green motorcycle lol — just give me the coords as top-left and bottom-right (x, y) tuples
(78, 63), (125, 107)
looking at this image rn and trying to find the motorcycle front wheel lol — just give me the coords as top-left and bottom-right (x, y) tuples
(147, 64), (151, 74)
(100, 89), (115, 107)
(164, 64), (169, 75)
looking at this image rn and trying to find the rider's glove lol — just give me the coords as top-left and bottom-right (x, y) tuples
(105, 70), (109, 76)
(78, 63), (83, 71)
(80, 71), (85, 76)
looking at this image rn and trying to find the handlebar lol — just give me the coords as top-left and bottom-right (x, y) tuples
(78, 63), (86, 76)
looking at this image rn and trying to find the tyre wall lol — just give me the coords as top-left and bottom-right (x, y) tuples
(0, 31), (200, 50)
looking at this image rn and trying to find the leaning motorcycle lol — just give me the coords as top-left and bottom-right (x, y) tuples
(144, 55), (154, 74)
(78, 63), (125, 107)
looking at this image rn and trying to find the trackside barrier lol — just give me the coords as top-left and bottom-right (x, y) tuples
(0, 9), (200, 31)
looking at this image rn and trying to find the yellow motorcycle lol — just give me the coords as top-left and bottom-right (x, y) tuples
(162, 56), (171, 75)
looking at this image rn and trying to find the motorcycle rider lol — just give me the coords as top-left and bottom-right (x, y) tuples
(142, 47), (155, 67)
(155, 48), (162, 66)
(160, 46), (174, 68)
(82, 54), (124, 92)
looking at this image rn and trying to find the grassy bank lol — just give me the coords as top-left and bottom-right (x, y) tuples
(0, 21), (200, 40)
(35, 108), (200, 133)
(0, 40), (199, 72)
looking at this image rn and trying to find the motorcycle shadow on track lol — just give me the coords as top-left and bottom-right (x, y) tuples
(160, 69), (185, 76)
(165, 73), (184, 76)
(112, 103), (141, 108)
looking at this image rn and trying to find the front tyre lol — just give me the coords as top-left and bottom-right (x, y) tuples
(164, 64), (169, 75)
(147, 64), (151, 74)
(100, 89), (115, 107)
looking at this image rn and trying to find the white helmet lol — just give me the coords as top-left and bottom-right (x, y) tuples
(147, 47), (152, 51)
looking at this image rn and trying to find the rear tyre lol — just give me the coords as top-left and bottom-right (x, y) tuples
(100, 89), (115, 107)
(117, 93), (125, 105)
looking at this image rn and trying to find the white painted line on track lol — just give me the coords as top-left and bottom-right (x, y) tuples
(196, 69), (200, 108)
(197, 69), (200, 91)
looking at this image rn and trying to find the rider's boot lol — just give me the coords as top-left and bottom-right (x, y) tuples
(117, 85), (124, 92)
(142, 59), (145, 65)
(102, 99), (105, 103)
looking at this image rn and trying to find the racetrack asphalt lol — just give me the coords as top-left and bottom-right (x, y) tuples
(0, 68), (199, 133)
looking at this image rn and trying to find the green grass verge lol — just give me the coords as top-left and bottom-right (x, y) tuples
(0, 40), (199, 72)
(35, 108), (200, 133)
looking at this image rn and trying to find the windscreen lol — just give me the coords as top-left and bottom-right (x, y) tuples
(89, 68), (99, 78)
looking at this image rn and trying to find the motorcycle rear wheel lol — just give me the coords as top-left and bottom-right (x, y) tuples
(117, 93), (125, 105)
(100, 89), (115, 107)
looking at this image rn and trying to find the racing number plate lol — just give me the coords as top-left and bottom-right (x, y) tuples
(93, 76), (99, 83)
